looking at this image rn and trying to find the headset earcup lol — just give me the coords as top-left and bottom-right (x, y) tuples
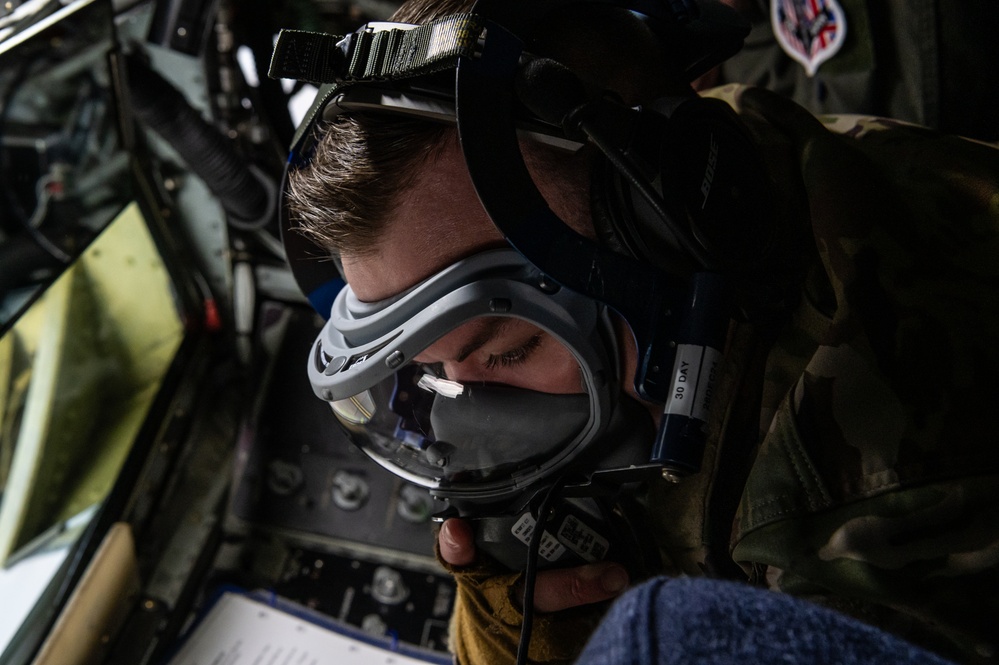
(658, 96), (778, 272)
(590, 149), (700, 275)
(592, 94), (779, 275)
(590, 156), (634, 258)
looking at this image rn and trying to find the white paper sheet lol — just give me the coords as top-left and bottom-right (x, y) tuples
(166, 592), (447, 665)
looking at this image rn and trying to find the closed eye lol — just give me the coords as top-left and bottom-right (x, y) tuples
(484, 332), (544, 370)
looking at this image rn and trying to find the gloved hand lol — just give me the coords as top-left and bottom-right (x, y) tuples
(437, 518), (629, 665)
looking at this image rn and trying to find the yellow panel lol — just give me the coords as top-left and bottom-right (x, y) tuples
(32, 522), (139, 665)
(76, 202), (185, 388)
(0, 203), (185, 563)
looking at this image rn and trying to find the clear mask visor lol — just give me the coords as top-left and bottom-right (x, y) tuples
(309, 249), (619, 501)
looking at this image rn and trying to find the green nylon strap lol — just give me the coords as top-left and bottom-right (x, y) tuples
(268, 14), (486, 85)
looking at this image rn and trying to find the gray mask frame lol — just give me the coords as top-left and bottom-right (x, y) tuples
(308, 248), (624, 500)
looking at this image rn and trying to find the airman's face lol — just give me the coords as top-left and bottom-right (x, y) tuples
(340, 137), (641, 399)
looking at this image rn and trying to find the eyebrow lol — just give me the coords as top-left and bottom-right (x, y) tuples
(455, 318), (509, 363)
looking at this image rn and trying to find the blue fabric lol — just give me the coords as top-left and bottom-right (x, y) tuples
(574, 577), (955, 665)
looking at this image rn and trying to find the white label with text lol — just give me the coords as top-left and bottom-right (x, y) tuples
(511, 513), (566, 562)
(557, 514), (610, 562)
(663, 344), (721, 421)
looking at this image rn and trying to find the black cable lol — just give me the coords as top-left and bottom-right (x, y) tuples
(0, 55), (72, 265)
(515, 57), (713, 270)
(516, 476), (569, 665)
(124, 52), (273, 228)
(580, 117), (715, 270)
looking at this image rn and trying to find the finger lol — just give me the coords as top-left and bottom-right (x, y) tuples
(530, 562), (629, 613)
(438, 518), (477, 567)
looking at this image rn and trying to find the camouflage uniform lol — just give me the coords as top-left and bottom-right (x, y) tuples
(441, 85), (999, 665)
(718, 0), (999, 141)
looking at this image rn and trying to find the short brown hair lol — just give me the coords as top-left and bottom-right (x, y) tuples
(286, 0), (684, 257)
(286, 115), (452, 257)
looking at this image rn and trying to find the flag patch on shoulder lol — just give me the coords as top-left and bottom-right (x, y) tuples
(772, 0), (847, 77)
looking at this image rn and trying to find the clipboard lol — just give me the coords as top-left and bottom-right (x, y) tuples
(164, 588), (451, 665)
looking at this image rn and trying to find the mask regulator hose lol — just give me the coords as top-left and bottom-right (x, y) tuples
(123, 52), (275, 230)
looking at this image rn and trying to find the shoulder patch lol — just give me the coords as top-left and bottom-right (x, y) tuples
(772, 0), (847, 77)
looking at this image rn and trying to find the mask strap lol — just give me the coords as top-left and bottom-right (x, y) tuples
(268, 15), (485, 85)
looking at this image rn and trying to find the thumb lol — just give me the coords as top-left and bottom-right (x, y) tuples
(530, 562), (630, 613)
(438, 518), (477, 567)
